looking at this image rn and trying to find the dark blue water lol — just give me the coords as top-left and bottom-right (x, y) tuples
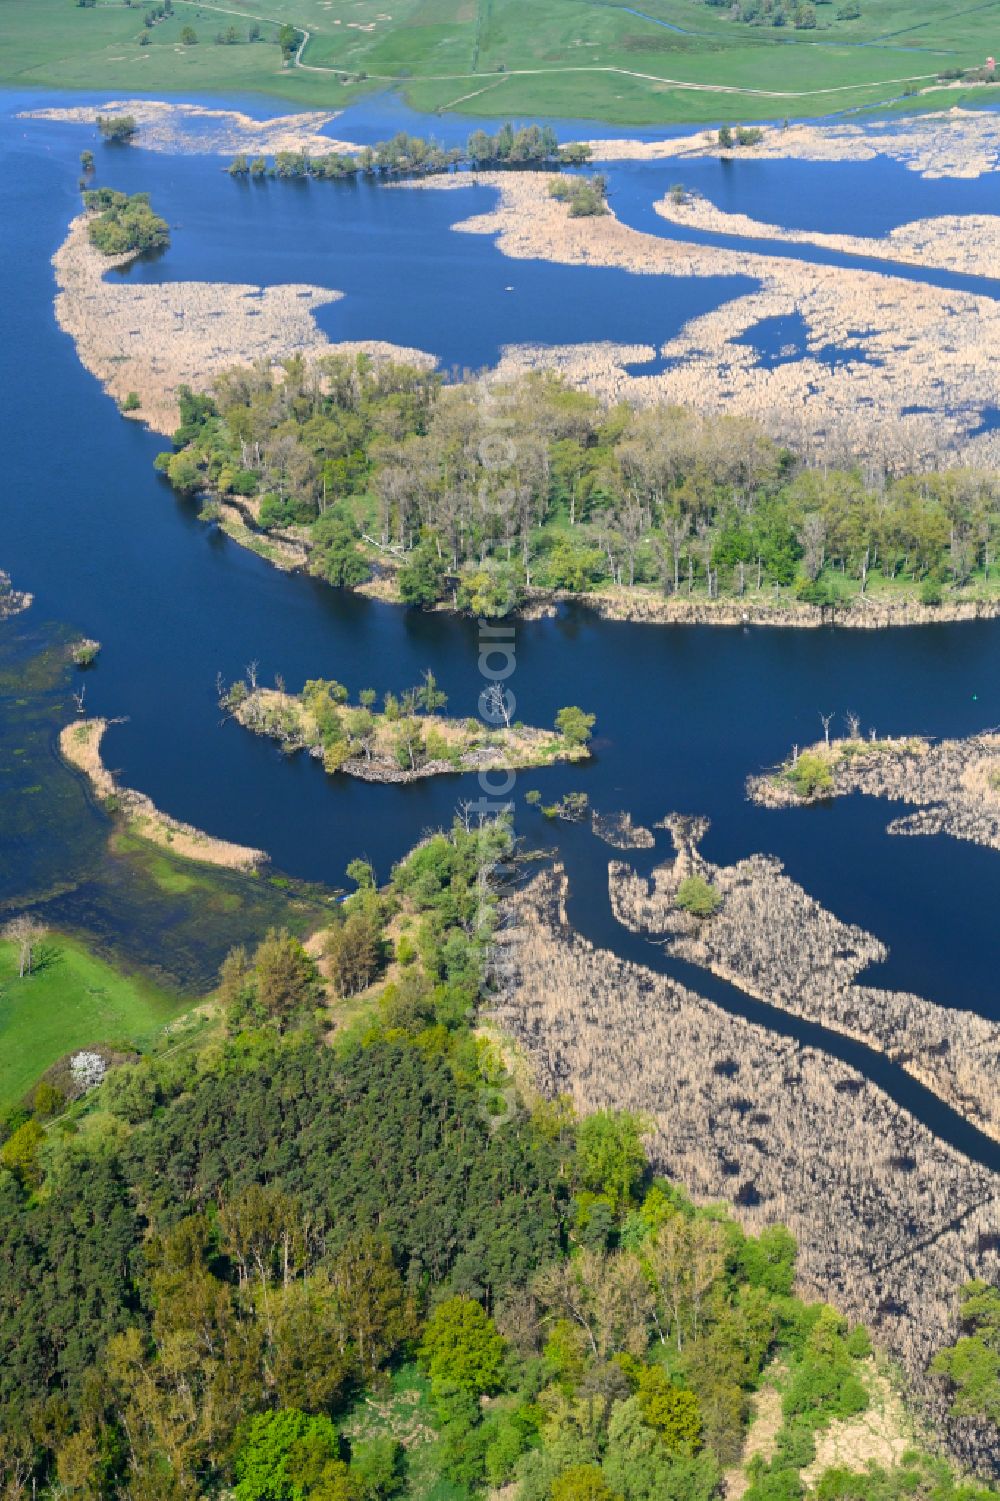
(4, 93), (1000, 1165)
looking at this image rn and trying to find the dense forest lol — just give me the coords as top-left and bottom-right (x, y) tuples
(1, 819), (998, 1501)
(156, 357), (1000, 617)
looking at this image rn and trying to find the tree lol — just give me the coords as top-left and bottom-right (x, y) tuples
(233, 1409), (340, 1501)
(420, 1296), (507, 1395)
(327, 1232), (414, 1381)
(636, 1367), (702, 1454)
(555, 706), (596, 747)
(931, 1280), (1000, 1424)
(783, 751), (833, 799)
(393, 718), (425, 773)
(552, 1466), (621, 1501)
(0, 1118), (45, 1188)
(576, 1111), (647, 1213)
(674, 877), (721, 919)
(398, 542), (447, 606)
(96, 113), (137, 142)
(253, 929), (316, 1021)
(326, 912), (383, 997)
(2, 915), (47, 978)
(180, 24), (197, 42)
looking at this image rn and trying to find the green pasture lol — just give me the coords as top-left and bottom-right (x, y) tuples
(3, 0), (999, 123)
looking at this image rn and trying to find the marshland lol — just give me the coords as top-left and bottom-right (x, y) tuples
(6, 84), (1000, 1494)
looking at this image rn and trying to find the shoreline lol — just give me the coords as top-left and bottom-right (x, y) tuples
(0, 573), (33, 622)
(59, 718), (267, 873)
(50, 184), (1000, 632)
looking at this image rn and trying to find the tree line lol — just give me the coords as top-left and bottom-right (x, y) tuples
(156, 356), (1000, 617)
(226, 123), (592, 183)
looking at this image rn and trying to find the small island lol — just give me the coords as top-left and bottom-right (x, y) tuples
(0, 569), (32, 621)
(748, 726), (1000, 852)
(222, 670), (595, 782)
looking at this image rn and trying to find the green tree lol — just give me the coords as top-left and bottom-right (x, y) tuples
(674, 877), (722, 919)
(420, 1296), (507, 1395)
(399, 541), (447, 606)
(555, 706), (596, 747)
(931, 1280), (1000, 1424)
(636, 1367), (702, 1454)
(0, 1118), (45, 1188)
(180, 24), (197, 43)
(783, 752), (833, 799)
(252, 929), (316, 1021)
(233, 1409), (340, 1501)
(576, 1110), (647, 1213)
(552, 1465), (621, 1501)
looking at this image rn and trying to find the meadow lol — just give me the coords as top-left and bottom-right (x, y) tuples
(3, 0), (1000, 122)
(0, 931), (184, 1109)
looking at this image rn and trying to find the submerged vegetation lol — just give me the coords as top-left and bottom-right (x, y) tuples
(82, 187), (169, 255)
(156, 356), (1000, 620)
(1, 815), (995, 1500)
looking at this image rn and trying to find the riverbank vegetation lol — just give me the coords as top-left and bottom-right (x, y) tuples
(222, 669), (594, 780)
(82, 186), (169, 255)
(1, 814), (995, 1499)
(155, 355), (1000, 621)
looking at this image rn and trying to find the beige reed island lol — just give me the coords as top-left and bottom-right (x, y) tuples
(60, 718), (266, 872)
(749, 728), (1000, 852)
(608, 813), (1000, 1142)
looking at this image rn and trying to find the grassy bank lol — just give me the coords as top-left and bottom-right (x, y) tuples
(0, 931), (184, 1110)
(4, 0), (999, 123)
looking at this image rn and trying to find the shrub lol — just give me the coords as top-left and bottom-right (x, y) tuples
(675, 875), (722, 918)
(920, 578), (943, 606)
(783, 751), (833, 799)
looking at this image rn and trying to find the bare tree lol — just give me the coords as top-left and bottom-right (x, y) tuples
(481, 681), (513, 729)
(3, 915), (48, 978)
(820, 712), (834, 747)
(245, 659), (259, 691)
(845, 711), (861, 741)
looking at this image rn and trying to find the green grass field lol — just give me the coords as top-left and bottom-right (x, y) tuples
(3, 0), (999, 123)
(0, 932), (186, 1109)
